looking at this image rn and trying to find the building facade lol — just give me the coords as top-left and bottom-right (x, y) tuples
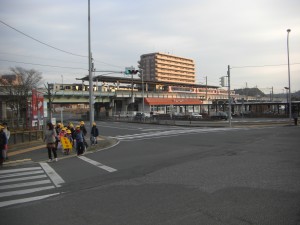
(139, 52), (196, 84)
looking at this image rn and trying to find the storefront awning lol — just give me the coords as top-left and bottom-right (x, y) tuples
(144, 98), (203, 106)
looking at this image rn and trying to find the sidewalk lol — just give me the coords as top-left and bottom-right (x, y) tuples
(3, 136), (118, 167)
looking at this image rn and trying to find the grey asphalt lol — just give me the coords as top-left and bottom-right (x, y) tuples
(1, 123), (299, 225)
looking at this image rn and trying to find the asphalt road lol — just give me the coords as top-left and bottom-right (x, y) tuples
(1, 122), (300, 225)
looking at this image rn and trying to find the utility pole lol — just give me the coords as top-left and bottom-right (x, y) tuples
(227, 65), (231, 128)
(88, 0), (94, 126)
(205, 76), (208, 100)
(45, 83), (54, 122)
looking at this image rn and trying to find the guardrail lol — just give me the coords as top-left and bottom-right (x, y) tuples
(8, 130), (44, 145)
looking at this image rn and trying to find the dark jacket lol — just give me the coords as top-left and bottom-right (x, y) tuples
(75, 130), (84, 143)
(91, 126), (99, 137)
(0, 131), (7, 150)
(80, 125), (87, 136)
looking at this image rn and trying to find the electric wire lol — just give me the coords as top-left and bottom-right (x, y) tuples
(0, 20), (126, 69)
(0, 59), (87, 70)
(231, 63), (300, 69)
(0, 19), (87, 58)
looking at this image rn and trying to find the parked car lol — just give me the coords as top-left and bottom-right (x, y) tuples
(189, 112), (203, 119)
(210, 112), (229, 120)
(134, 112), (150, 120)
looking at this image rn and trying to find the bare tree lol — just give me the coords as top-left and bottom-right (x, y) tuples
(0, 67), (43, 127)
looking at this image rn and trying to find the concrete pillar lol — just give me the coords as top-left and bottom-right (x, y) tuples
(121, 99), (128, 114)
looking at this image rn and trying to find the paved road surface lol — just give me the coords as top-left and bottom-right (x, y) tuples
(0, 122), (299, 225)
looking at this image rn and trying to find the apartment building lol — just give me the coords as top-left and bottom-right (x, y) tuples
(138, 52), (196, 84)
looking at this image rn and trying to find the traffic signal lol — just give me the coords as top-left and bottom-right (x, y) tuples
(125, 68), (139, 75)
(220, 76), (226, 87)
(128, 70), (139, 74)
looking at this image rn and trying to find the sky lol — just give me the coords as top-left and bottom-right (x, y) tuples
(0, 0), (299, 94)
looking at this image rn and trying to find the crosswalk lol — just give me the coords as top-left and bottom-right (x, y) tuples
(0, 155), (117, 208)
(0, 164), (63, 208)
(113, 127), (246, 141)
(0, 127), (248, 208)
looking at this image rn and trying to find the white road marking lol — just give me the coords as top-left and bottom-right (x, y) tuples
(78, 156), (117, 173)
(0, 170), (44, 179)
(0, 180), (51, 190)
(0, 165), (64, 208)
(0, 167), (41, 174)
(39, 163), (65, 187)
(0, 175), (47, 184)
(0, 186), (55, 198)
(0, 193), (60, 208)
(114, 127), (243, 141)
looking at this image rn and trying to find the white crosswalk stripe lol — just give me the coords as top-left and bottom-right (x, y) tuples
(114, 127), (245, 141)
(78, 156), (117, 173)
(0, 164), (64, 208)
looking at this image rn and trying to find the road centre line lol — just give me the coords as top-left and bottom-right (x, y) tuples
(0, 180), (51, 190)
(39, 163), (65, 187)
(78, 156), (117, 173)
(0, 170), (44, 179)
(0, 174), (47, 184)
(0, 186), (55, 198)
(0, 167), (41, 174)
(0, 193), (60, 208)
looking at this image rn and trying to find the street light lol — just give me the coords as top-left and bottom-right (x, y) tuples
(287, 29), (292, 122)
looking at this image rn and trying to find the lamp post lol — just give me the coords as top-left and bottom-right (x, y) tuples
(287, 29), (292, 122)
(284, 87), (289, 115)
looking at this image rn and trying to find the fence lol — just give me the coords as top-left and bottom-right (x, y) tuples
(9, 130), (44, 146)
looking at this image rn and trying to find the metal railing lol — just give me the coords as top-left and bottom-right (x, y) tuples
(9, 130), (44, 145)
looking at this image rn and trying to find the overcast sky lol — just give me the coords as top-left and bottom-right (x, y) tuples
(0, 0), (299, 94)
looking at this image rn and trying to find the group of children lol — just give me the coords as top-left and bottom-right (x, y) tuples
(55, 121), (93, 155)
(44, 121), (99, 162)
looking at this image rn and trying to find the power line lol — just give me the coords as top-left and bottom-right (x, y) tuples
(0, 59), (87, 70)
(0, 51), (87, 65)
(0, 51), (126, 69)
(0, 19), (87, 58)
(231, 63), (300, 69)
(93, 59), (124, 69)
(0, 20), (127, 69)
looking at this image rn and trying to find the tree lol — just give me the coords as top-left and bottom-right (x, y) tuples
(0, 67), (43, 127)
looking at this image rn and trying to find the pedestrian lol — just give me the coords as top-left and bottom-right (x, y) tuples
(90, 122), (99, 145)
(44, 122), (58, 162)
(80, 121), (87, 136)
(75, 125), (85, 156)
(1, 122), (10, 161)
(0, 125), (8, 166)
(292, 112), (298, 126)
(58, 127), (67, 153)
(64, 129), (73, 155)
(55, 123), (63, 150)
(67, 123), (76, 147)
(79, 121), (88, 150)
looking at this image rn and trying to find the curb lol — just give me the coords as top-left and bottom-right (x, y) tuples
(3, 136), (118, 167)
